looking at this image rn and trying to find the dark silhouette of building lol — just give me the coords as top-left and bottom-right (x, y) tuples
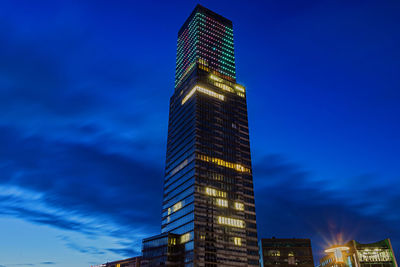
(91, 256), (141, 267)
(259, 238), (314, 267)
(158, 4), (259, 266)
(320, 239), (398, 267)
(141, 233), (184, 267)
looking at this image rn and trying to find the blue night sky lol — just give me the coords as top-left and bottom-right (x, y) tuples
(0, 0), (399, 266)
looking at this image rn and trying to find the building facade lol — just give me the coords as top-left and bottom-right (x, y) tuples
(161, 4), (259, 266)
(91, 256), (142, 267)
(142, 233), (184, 267)
(259, 238), (314, 267)
(320, 239), (398, 267)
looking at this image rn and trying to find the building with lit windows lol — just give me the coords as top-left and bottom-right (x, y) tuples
(142, 233), (184, 267)
(91, 256), (142, 267)
(259, 238), (314, 267)
(155, 4), (259, 267)
(320, 239), (398, 267)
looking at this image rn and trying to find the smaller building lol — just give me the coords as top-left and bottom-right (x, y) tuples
(320, 239), (398, 267)
(142, 233), (184, 266)
(91, 256), (141, 267)
(259, 237), (314, 267)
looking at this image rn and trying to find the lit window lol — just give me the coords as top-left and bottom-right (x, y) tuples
(173, 201), (182, 212)
(234, 84), (245, 92)
(181, 85), (225, 105)
(234, 202), (244, 211)
(169, 238), (176, 245)
(205, 187), (226, 198)
(234, 237), (242, 246)
(210, 74), (223, 82)
(197, 154), (251, 173)
(180, 232), (191, 243)
(216, 198), (228, 207)
(268, 250), (280, 257)
(214, 82), (234, 93)
(217, 216), (245, 228)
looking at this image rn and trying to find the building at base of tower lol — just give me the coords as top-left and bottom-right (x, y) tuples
(320, 239), (398, 267)
(259, 238), (314, 267)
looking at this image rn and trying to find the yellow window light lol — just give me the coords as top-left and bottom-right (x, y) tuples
(181, 85), (225, 105)
(234, 84), (245, 92)
(169, 237), (176, 245)
(173, 201), (182, 212)
(234, 202), (244, 211)
(217, 216), (245, 228)
(180, 232), (191, 244)
(197, 154), (251, 174)
(209, 74), (223, 82)
(214, 82), (234, 93)
(234, 237), (242, 246)
(205, 187), (226, 198)
(216, 198), (228, 207)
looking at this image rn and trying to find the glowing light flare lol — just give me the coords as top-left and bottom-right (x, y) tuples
(325, 246), (350, 263)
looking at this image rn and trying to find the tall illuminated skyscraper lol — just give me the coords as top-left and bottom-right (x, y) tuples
(161, 5), (259, 266)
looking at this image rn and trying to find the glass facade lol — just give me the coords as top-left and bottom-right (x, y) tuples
(162, 4), (259, 266)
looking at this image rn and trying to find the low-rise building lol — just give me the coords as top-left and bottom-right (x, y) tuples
(320, 239), (398, 267)
(259, 237), (314, 267)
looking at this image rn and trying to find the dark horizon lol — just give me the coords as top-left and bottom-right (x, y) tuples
(0, 0), (399, 266)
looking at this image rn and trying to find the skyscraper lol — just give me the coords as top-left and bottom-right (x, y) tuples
(161, 5), (259, 266)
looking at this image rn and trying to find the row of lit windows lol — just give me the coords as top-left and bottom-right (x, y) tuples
(205, 187), (227, 198)
(176, 45), (196, 63)
(198, 13), (233, 34)
(198, 36), (235, 58)
(198, 53), (235, 78)
(198, 46), (235, 64)
(180, 232), (191, 243)
(199, 27), (234, 46)
(199, 21), (234, 41)
(209, 74), (246, 95)
(168, 201), (183, 215)
(176, 49), (196, 69)
(181, 85), (225, 105)
(198, 32), (234, 52)
(214, 81), (234, 93)
(197, 36), (234, 54)
(218, 216), (245, 228)
(216, 198), (228, 207)
(197, 154), (251, 173)
(215, 197), (244, 211)
(198, 62), (236, 83)
(198, 44), (235, 64)
(176, 49), (196, 68)
(198, 45), (236, 66)
(198, 53), (236, 77)
(175, 61), (196, 86)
